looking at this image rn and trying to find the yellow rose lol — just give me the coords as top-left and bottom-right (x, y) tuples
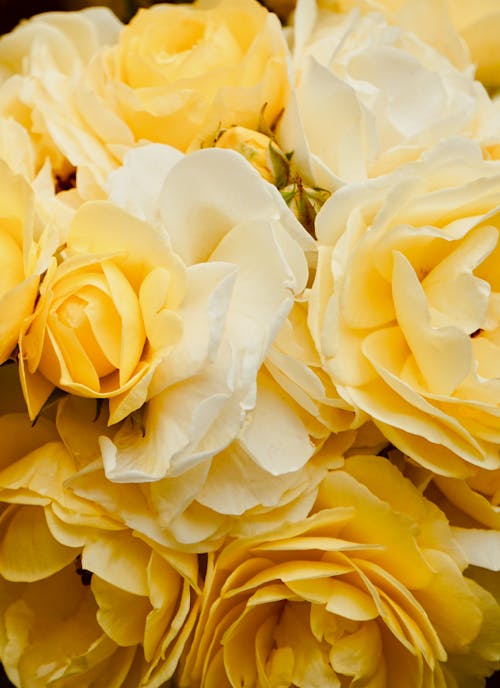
(0, 160), (49, 366)
(422, 463), (500, 574)
(309, 139), (500, 477)
(266, 301), (363, 436)
(178, 455), (500, 687)
(88, 0), (290, 152)
(19, 198), (186, 425)
(0, 439), (199, 688)
(214, 126), (332, 233)
(420, 469), (500, 583)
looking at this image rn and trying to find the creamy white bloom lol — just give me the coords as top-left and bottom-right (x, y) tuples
(56, 395), (354, 551)
(354, 0), (500, 88)
(278, 0), (500, 189)
(65, 144), (314, 483)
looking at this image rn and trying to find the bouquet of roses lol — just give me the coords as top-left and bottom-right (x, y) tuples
(0, 0), (499, 686)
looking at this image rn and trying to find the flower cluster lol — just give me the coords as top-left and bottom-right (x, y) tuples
(0, 0), (499, 686)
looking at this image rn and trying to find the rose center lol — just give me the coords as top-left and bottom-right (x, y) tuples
(57, 295), (87, 328)
(54, 290), (120, 380)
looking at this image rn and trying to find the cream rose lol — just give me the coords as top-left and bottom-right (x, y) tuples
(53, 394), (357, 551)
(178, 455), (500, 687)
(0, 438), (199, 688)
(84, 0), (290, 154)
(309, 138), (500, 477)
(278, 0), (500, 189)
(354, 0), (500, 88)
(21, 144), (313, 483)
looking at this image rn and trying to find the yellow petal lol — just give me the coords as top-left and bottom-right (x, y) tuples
(329, 620), (383, 681)
(92, 575), (151, 647)
(82, 531), (150, 596)
(101, 260), (145, 386)
(0, 505), (78, 581)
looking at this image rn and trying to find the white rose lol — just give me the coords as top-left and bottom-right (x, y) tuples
(278, 0), (500, 189)
(55, 394), (357, 551)
(69, 144), (314, 483)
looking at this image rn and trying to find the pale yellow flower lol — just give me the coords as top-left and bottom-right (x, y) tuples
(178, 455), (500, 687)
(84, 0), (290, 154)
(310, 138), (500, 477)
(434, 468), (500, 529)
(279, 0), (500, 188)
(313, 0), (470, 69)
(0, 363), (59, 473)
(0, 7), (124, 196)
(0, 435), (199, 688)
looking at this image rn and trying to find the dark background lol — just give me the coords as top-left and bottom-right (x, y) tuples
(0, 1), (498, 687)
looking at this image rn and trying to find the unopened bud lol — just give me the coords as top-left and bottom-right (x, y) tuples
(215, 126), (290, 186)
(281, 181), (331, 236)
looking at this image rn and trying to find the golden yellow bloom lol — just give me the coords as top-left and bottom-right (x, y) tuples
(178, 455), (500, 687)
(0, 160), (52, 366)
(89, 0), (290, 152)
(0, 437), (199, 688)
(19, 199), (186, 425)
(310, 139), (500, 477)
